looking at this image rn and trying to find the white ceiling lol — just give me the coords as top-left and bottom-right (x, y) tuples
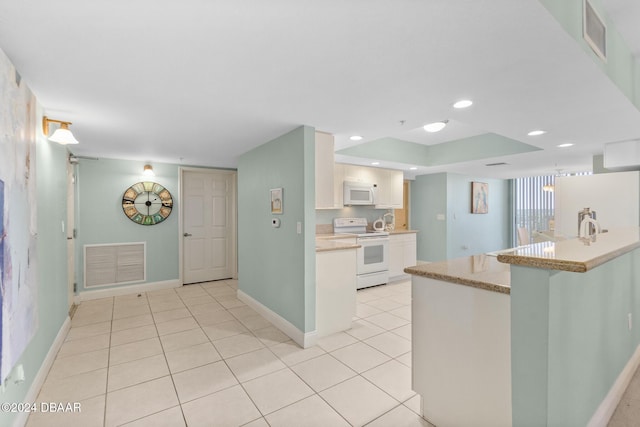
(1, 0), (639, 179)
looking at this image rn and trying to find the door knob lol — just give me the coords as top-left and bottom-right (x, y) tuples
(183, 233), (192, 237)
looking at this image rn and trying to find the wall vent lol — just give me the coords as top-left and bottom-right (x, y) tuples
(583, 0), (607, 62)
(84, 242), (146, 288)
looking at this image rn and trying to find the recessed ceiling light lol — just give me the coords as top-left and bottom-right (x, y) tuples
(349, 135), (363, 141)
(371, 162), (380, 166)
(409, 167), (418, 170)
(423, 120), (448, 133)
(453, 100), (473, 109)
(527, 130), (546, 136)
(557, 143), (574, 148)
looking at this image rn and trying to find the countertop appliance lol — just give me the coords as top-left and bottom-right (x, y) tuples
(343, 181), (376, 206)
(333, 217), (389, 289)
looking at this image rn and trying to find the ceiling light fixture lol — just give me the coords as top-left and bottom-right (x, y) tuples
(143, 164), (155, 176)
(453, 100), (473, 109)
(557, 143), (574, 148)
(350, 135), (363, 141)
(371, 162), (380, 166)
(409, 167), (418, 170)
(43, 116), (80, 145)
(527, 130), (546, 136)
(424, 120), (449, 133)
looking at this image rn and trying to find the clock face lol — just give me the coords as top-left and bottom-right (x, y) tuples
(122, 182), (173, 225)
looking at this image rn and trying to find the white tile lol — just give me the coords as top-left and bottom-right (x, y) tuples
(187, 301), (225, 315)
(355, 303), (383, 319)
(164, 342), (221, 373)
(403, 394), (422, 415)
(206, 286), (236, 297)
(181, 384), (261, 427)
(242, 418), (269, 427)
(330, 342), (391, 373)
(160, 328), (209, 352)
(319, 376), (398, 426)
(151, 307), (193, 323)
(193, 309), (235, 326)
(71, 310), (113, 327)
(266, 394), (350, 427)
(65, 321), (111, 341)
(395, 351), (412, 368)
(150, 299), (186, 313)
(105, 376), (179, 427)
(227, 305), (259, 320)
(37, 368), (107, 403)
(111, 313), (154, 332)
(243, 368), (314, 415)
(110, 337), (163, 366)
(346, 319), (385, 341)
(365, 404), (433, 427)
(172, 361), (238, 403)
(212, 333), (265, 359)
(365, 312), (409, 330)
(182, 295), (217, 307)
(225, 348), (286, 383)
(111, 324), (158, 346)
(112, 305), (151, 320)
(388, 305), (412, 321)
(57, 333), (110, 359)
(27, 394), (105, 427)
(317, 332), (358, 352)
(121, 406), (185, 427)
(365, 298), (403, 312)
(390, 323), (411, 341)
(155, 316), (200, 336)
(202, 320), (249, 341)
(361, 359), (415, 401)
(175, 285), (208, 297)
(107, 354), (169, 391)
(269, 341), (326, 366)
(356, 292), (381, 303)
(47, 348), (109, 381)
(291, 354), (356, 392)
(364, 332), (411, 358)
(252, 325), (290, 346)
(389, 293), (412, 306)
(238, 314), (272, 331)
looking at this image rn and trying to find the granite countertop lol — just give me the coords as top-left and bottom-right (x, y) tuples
(404, 256), (511, 294)
(388, 229), (418, 235)
(315, 238), (360, 252)
(315, 233), (357, 240)
(496, 227), (640, 272)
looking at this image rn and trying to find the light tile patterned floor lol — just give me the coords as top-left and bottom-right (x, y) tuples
(26, 279), (432, 427)
(25, 277), (640, 426)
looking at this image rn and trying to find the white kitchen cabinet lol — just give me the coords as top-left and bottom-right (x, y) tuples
(374, 168), (404, 209)
(388, 232), (417, 281)
(333, 163), (345, 208)
(316, 246), (356, 337)
(343, 163), (378, 185)
(315, 131), (335, 209)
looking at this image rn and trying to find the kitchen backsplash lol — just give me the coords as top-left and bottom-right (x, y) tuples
(316, 206), (392, 233)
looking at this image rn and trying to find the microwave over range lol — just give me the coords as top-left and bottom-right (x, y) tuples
(343, 181), (375, 206)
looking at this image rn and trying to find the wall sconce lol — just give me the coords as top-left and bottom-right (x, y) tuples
(42, 116), (79, 145)
(143, 164), (155, 177)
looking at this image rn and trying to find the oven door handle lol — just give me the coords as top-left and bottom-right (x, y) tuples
(358, 237), (389, 243)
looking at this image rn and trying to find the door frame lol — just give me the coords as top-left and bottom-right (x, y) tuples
(179, 167), (238, 285)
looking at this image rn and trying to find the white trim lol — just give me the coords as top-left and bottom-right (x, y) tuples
(587, 343), (640, 427)
(75, 279), (181, 303)
(237, 290), (317, 348)
(13, 316), (71, 427)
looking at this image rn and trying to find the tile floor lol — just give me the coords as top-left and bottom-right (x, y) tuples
(26, 279), (433, 427)
(24, 277), (640, 427)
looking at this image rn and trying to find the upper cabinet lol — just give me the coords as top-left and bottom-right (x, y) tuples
(373, 168), (403, 209)
(315, 131), (335, 209)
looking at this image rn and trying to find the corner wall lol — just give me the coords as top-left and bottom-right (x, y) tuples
(237, 126), (316, 333)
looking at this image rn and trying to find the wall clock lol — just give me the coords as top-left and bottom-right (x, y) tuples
(122, 182), (173, 225)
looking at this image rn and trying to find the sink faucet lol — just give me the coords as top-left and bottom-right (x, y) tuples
(579, 216), (600, 238)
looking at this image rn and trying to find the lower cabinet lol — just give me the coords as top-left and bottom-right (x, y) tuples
(389, 233), (417, 281)
(316, 248), (356, 337)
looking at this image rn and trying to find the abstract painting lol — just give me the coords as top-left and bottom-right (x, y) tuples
(471, 181), (488, 214)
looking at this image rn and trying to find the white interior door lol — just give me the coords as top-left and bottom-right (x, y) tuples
(182, 169), (236, 284)
(66, 159), (75, 311)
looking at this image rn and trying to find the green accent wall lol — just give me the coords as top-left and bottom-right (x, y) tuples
(238, 126), (316, 333)
(410, 173), (511, 261)
(511, 250), (640, 426)
(75, 158), (180, 291)
(336, 133), (540, 167)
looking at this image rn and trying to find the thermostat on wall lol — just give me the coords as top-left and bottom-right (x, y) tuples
(271, 218), (281, 228)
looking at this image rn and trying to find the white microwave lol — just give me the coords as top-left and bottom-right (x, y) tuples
(343, 181), (376, 206)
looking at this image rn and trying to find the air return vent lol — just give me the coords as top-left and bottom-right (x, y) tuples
(84, 243), (146, 288)
(583, 0), (606, 62)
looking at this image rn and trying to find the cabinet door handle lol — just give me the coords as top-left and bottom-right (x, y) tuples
(183, 233), (192, 237)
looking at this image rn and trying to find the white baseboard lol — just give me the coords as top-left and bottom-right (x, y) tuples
(75, 279), (181, 303)
(237, 290), (317, 348)
(588, 343), (640, 427)
(14, 316), (71, 427)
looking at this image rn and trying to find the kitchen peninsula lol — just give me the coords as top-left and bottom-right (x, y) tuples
(405, 227), (640, 427)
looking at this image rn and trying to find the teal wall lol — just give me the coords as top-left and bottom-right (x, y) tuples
(75, 158), (180, 291)
(539, 0), (640, 108)
(0, 108), (69, 427)
(410, 173), (510, 261)
(511, 250), (640, 426)
(238, 126), (316, 333)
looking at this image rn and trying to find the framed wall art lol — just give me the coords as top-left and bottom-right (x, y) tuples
(471, 181), (488, 214)
(270, 188), (283, 214)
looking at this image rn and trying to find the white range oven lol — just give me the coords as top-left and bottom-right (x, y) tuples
(333, 218), (390, 289)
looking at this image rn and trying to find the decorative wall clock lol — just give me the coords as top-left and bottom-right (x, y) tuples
(122, 182), (173, 225)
